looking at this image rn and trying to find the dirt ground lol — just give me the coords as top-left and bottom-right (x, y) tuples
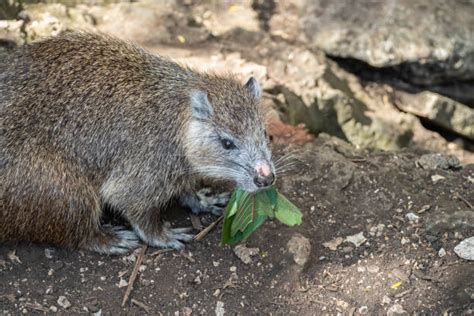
(1, 135), (473, 315)
(1, 1), (474, 314)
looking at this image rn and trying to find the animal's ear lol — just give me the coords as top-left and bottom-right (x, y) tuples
(190, 90), (213, 119)
(244, 76), (261, 99)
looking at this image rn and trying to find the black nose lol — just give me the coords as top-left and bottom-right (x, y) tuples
(253, 172), (275, 188)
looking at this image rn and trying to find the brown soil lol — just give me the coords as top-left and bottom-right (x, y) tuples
(1, 136), (473, 315)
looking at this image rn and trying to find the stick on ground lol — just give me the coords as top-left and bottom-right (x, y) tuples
(193, 215), (224, 241)
(131, 299), (151, 313)
(122, 245), (148, 307)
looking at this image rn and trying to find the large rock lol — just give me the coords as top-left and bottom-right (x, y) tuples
(192, 0), (260, 37)
(301, 0), (474, 85)
(0, 20), (23, 62)
(22, 3), (95, 42)
(217, 31), (474, 154)
(19, 1), (210, 46)
(4, 0), (472, 163)
(0, 19), (24, 44)
(89, 0), (209, 46)
(220, 32), (414, 149)
(355, 82), (474, 163)
(395, 90), (474, 140)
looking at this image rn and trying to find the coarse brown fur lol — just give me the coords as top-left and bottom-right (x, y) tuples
(0, 31), (273, 253)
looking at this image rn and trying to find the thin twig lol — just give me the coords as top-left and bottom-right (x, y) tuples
(193, 215), (224, 241)
(122, 245), (147, 307)
(456, 194), (473, 209)
(179, 251), (196, 263)
(25, 302), (49, 313)
(350, 158), (367, 163)
(131, 299), (151, 313)
(149, 248), (173, 257)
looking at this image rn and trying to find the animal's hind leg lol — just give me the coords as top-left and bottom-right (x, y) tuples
(101, 176), (193, 250)
(86, 224), (140, 254)
(1, 149), (140, 254)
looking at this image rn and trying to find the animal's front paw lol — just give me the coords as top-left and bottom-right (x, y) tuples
(196, 189), (230, 216)
(180, 188), (230, 216)
(133, 222), (193, 250)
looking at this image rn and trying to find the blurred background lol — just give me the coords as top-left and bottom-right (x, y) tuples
(1, 0), (473, 162)
(1, 1), (473, 314)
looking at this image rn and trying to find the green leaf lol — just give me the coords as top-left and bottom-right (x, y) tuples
(221, 189), (240, 244)
(274, 193), (303, 226)
(230, 192), (256, 236)
(263, 187), (278, 209)
(224, 213), (268, 245)
(254, 190), (275, 218)
(225, 190), (239, 218)
(221, 213), (234, 245)
(234, 188), (245, 204)
(221, 186), (302, 245)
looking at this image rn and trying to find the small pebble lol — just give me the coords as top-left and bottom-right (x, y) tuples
(287, 234), (311, 266)
(57, 296), (71, 309)
(382, 295), (391, 305)
(358, 305), (368, 314)
(438, 248), (446, 257)
(215, 301), (225, 316)
(44, 248), (54, 259)
(387, 304), (407, 315)
(454, 237), (474, 261)
(367, 265), (380, 273)
(345, 232), (367, 247)
(233, 245), (259, 264)
(405, 212), (419, 222)
(401, 237), (410, 245)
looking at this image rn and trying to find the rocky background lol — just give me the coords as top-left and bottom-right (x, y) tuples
(1, 0), (473, 315)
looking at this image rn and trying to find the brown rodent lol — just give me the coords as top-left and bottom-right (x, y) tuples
(0, 32), (275, 254)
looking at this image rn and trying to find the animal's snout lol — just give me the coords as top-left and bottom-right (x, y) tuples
(254, 163), (275, 188)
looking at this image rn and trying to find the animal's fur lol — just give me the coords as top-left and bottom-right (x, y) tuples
(0, 32), (274, 253)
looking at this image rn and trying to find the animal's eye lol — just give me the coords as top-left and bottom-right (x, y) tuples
(221, 138), (236, 150)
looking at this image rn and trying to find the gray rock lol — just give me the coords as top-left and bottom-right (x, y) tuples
(438, 247), (447, 257)
(395, 90), (474, 140)
(22, 3), (95, 42)
(454, 237), (474, 261)
(382, 295), (391, 305)
(220, 30), (473, 156)
(345, 232), (367, 247)
(89, 1), (209, 46)
(322, 237), (343, 251)
(358, 306), (368, 315)
(405, 212), (420, 223)
(287, 233), (311, 266)
(196, 2), (260, 37)
(255, 39), (415, 150)
(0, 19), (24, 42)
(215, 301), (225, 316)
(233, 245), (259, 265)
(416, 153), (461, 170)
(57, 296), (71, 309)
(301, 0), (474, 85)
(387, 304), (408, 316)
